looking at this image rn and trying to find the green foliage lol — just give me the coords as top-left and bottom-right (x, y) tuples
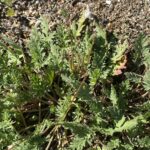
(110, 85), (118, 107)
(0, 112), (19, 149)
(0, 0), (14, 6)
(0, 0), (15, 16)
(134, 34), (150, 67)
(0, 9), (149, 150)
(125, 72), (142, 84)
(143, 69), (150, 91)
(63, 122), (93, 150)
(126, 34), (150, 91)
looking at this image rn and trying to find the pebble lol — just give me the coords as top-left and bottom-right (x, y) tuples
(106, 0), (111, 5)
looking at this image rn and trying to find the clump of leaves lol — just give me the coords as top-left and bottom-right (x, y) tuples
(0, 8), (149, 150)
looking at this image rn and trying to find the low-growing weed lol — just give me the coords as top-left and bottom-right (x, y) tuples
(0, 8), (149, 150)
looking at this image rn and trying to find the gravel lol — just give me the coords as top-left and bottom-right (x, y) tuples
(0, 0), (149, 47)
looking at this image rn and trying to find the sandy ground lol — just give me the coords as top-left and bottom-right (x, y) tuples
(0, 0), (149, 46)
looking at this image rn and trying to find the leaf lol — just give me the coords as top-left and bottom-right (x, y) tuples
(61, 74), (78, 89)
(112, 40), (128, 63)
(56, 96), (72, 121)
(140, 101), (150, 111)
(143, 69), (150, 91)
(89, 69), (100, 88)
(34, 119), (53, 135)
(75, 6), (92, 37)
(134, 34), (150, 67)
(115, 116), (126, 128)
(1, 0), (14, 6)
(7, 7), (15, 17)
(63, 122), (93, 150)
(40, 17), (49, 36)
(95, 23), (107, 45)
(63, 122), (90, 136)
(0, 112), (19, 149)
(46, 70), (55, 86)
(115, 115), (146, 132)
(106, 138), (120, 150)
(69, 134), (92, 150)
(110, 85), (118, 107)
(7, 51), (22, 66)
(76, 12), (87, 37)
(137, 136), (150, 148)
(125, 72), (142, 84)
(104, 115), (147, 136)
(0, 34), (22, 50)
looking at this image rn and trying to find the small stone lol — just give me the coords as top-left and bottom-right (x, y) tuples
(106, 0), (111, 5)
